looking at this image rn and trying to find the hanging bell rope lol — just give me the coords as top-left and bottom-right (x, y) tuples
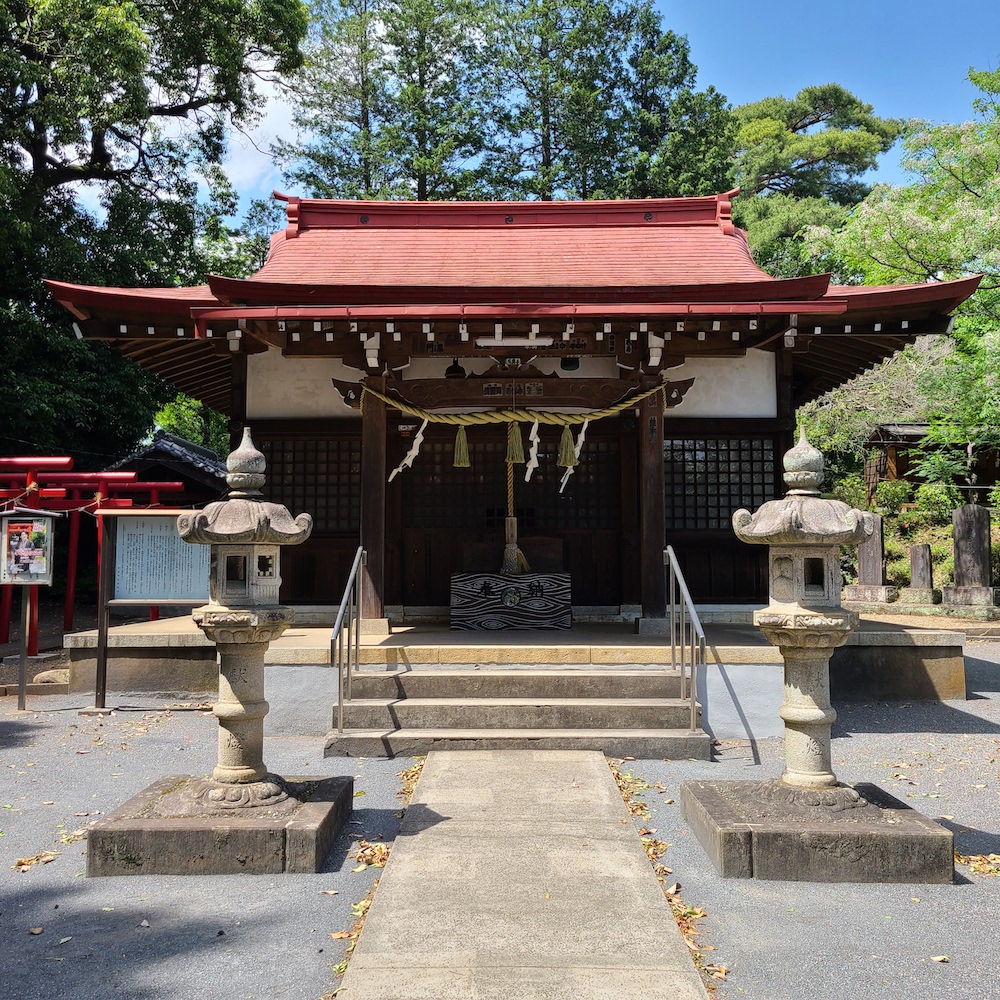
(501, 461), (531, 575)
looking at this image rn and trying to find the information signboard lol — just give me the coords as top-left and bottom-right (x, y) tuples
(114, 515), (209, 602)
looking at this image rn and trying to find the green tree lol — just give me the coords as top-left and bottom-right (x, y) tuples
(615, 1), (733, 199)
(810, 69), (1000, 320)
(278, 0), (496, 200)
(732, 84), (901, 276)
(155, 394), (231, 456)
(276, 0), (399, 198)
(491, 0), (631, 200)
(1, 0), (307, 208)
(0, 0), (308, 463)
(809, 68), (1000, 489)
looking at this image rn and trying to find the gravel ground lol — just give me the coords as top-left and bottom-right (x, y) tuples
(2, 646), (998, 1000)
(0, 698), (406, 1000)
(635, 642), (1000, 1000)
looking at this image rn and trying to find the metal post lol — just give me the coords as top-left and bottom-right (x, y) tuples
(17, 588), (29, 711)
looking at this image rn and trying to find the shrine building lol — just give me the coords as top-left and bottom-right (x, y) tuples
(47, 190), (979, 629)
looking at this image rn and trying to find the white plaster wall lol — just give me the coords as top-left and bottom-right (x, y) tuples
(667, 349), (776, 418)
(246, 348), (362, 418)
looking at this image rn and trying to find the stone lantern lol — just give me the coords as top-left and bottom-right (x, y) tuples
(680, 431), (954, 883)
(171, 427), (312, 805)
(731, 429), (872, 791)
(87, 429), (354, 876)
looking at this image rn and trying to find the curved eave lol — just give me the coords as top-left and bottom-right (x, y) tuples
(44, 279), (219, 320)
(792, 275), (983, 405)
(205, 272), (833, 307)
(816, 275), (983, 316)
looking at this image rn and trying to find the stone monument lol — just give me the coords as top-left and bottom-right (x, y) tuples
(88, 429), (353, 876)
(943, 504), (999, 608)
(680, 431), (954, 882)
(843, 512), (898, 605)
(898, 543), (940, 605)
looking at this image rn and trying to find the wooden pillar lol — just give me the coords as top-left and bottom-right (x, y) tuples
(776, 348), (795, 460)
(229, 353), (248, 449)
(360, 376), (386, 620)
(640, 388), (666, 618)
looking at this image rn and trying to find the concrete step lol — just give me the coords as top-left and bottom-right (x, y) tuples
(349, 669), (685, 700)
(324, 727), (711, 759)
(342, 696), (697, 731)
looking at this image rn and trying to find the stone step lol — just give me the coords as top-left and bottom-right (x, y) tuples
(348, 668), (685, 700)
(342, 696), (697, 731)
(324, 727), (712, 759)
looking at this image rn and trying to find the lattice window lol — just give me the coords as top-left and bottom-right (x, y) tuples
(402, 434), (620, 531)
(664, 437), (777, 530)
(258, 437), (361, 533)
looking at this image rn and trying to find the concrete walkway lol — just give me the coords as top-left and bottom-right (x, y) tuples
(337, 749), (709, 1000)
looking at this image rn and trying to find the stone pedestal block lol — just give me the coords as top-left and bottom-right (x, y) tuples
(898, 587), (940, 605)
(843, 584), (898, 604)
(942, 585), (1000, 607)
(680, 779), (953, 883)
(88, 774), (353, 876)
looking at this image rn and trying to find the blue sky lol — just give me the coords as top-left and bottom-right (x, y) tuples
(657, 0), (1000, 185)
(225, 0), (1000, 205)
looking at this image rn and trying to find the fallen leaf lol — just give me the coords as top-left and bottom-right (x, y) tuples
(41, 801), (54, 806)
(320, 890), (340, 896)
(637, 828), (657, 836)
(665, 882), (680, 896)
(12, 850), (60, 872)
(931, 955), (950, 963)
(354, 841), (389, 868)
(139, 920), (150, 928)
(353, 790), (366, 798)
(28, 927), (44, 935)
(58, 937), (72, 945)
(352, 864), (367, 873)
(330, 931), (353, 940)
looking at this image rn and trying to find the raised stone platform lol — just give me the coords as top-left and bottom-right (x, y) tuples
(680, 779), (954, 883)
(87, 773), (353, 876)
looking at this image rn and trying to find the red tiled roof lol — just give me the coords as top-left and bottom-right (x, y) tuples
(250, 190), (771, 289)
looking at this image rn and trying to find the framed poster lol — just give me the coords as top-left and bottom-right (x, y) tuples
(2, 515), (55, 586)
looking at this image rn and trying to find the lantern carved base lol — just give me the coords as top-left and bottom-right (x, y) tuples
(680, 779), (954, 883)
(151, 773), (302, 818)
(87, 773), (353, 877)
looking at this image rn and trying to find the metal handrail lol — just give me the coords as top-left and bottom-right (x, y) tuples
(665, 546), (706, 732)
(332, 546), (366, 734)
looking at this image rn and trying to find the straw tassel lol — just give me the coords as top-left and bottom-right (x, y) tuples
(506, 420), (525, 464)
(557, 424), (578, 468)
(453, 425), (470, 468)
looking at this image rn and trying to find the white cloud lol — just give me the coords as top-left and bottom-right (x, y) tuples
(224, 81), (301, 213)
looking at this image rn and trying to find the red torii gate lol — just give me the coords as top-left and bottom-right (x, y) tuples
(0, 458), (185, 654)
